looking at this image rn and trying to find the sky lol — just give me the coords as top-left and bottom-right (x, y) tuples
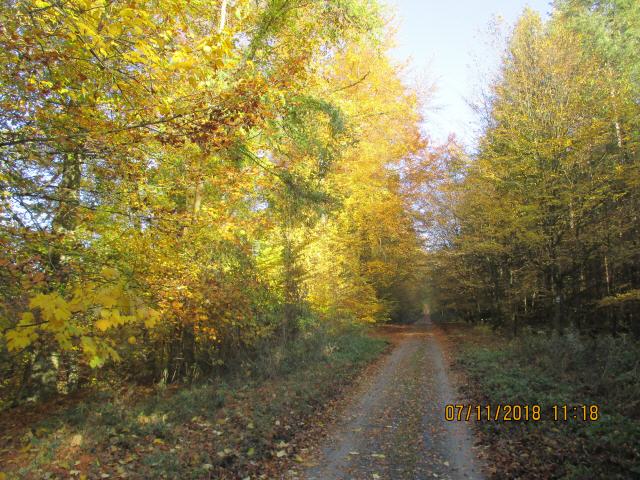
(384, 0), (552, 146)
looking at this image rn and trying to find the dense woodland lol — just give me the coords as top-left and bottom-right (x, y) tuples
(0, 0), (639, 421)
(1, 0), (640, 478)
(0, 0), (431, 404)
(431, 5), (640, 475)
(429, 0), (640, 338)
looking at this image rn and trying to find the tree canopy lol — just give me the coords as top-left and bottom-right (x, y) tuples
(0, 0), (429, 398)
(427, 1), (640, 337)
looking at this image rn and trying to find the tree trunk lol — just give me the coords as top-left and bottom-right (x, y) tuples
(50, 151), (82, 272)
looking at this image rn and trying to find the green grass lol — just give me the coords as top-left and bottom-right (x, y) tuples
(446, 324), (640, 480)
(0, 325), (387, 479)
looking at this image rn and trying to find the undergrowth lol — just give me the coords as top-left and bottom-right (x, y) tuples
(0, 324), (387, 479)
(445, 324), (640, 480)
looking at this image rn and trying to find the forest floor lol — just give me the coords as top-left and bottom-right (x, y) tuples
(442, 323), (640, 479)
(0, 322), (489, 480)
(300, 321), (485, 480)
(4, 324), (636, 479)
(0, 328), (388, 479)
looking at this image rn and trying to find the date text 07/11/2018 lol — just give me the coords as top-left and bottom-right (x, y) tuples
(444, 404), (600, 422)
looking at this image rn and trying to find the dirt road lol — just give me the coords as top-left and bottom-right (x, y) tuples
(303, 322), (484, 480)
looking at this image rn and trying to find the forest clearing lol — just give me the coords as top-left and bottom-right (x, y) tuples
(1, 0), (639, 478)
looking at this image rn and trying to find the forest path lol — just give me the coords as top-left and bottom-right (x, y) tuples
(301, 321), (484, 480)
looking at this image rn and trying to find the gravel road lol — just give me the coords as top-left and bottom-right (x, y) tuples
(303, 321), (484, 480)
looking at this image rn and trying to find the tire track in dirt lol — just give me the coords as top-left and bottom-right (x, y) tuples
(302, 322), (484, 480)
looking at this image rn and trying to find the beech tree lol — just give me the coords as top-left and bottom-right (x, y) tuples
(0, 0), (429, 399)
(428, 4), (640, 336)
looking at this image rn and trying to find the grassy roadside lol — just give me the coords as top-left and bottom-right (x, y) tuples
(442, 323), (640, 480)
(0, 326), (387, 479)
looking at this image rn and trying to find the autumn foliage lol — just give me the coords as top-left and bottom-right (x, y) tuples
(427, 1), (640, 337)
(0, 0), (429, 401)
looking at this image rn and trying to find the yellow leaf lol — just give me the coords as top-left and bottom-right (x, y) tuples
(107, 23), (122, 37)
(143, 309), (160, 328)
(89, 355), (104, 368)
(81, 336), (97, 355)
(101, 267), (119, 280)
(6, 328), (38, 351)
(28, 293), (70, 326)
(96, 318), (111, 331)
(95, 288), (118, 308)
(55, 332), (73, 350)
(109, 348), (121, 362)
(52, 302), (71, 324)
(128, 336), (136, 344)
(29, 293), (50, 310)
(19, 311), (35, 326)
(70, 434), (83, 447)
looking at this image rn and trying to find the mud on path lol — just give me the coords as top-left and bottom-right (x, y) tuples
(302, 321), (484, 480)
